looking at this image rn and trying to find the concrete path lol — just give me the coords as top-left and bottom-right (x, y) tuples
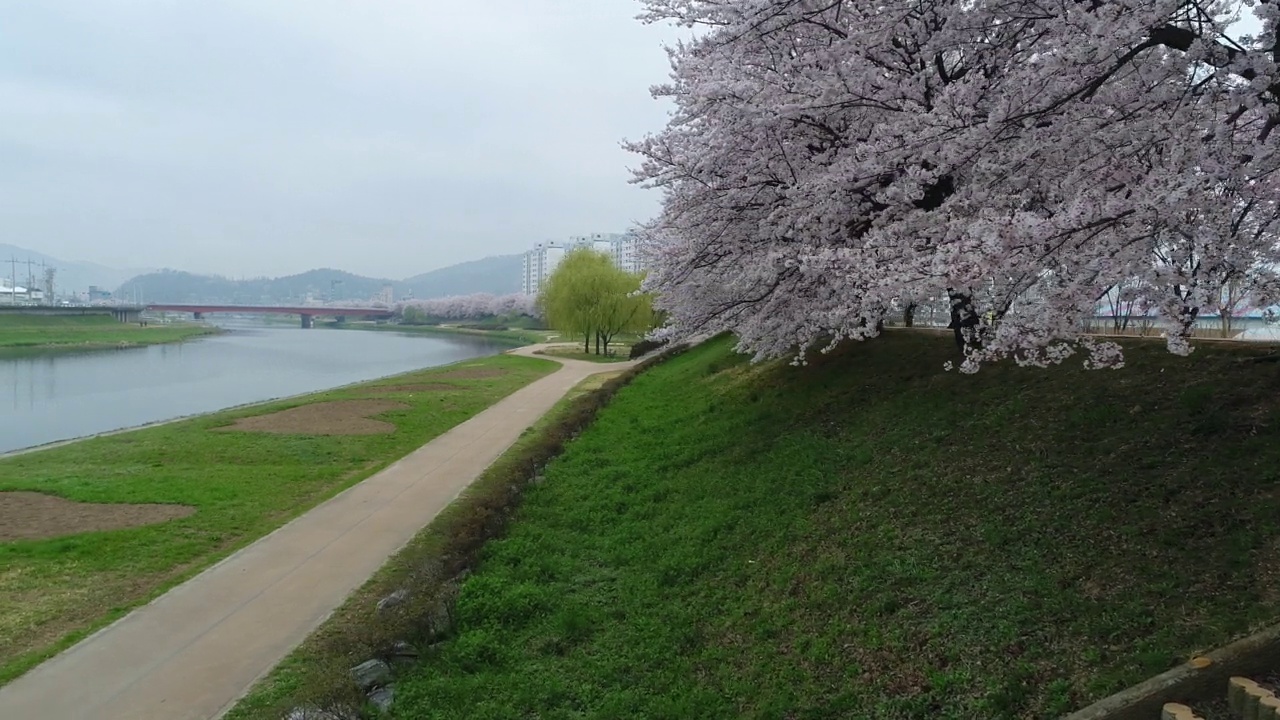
(0, 346), (635, 720)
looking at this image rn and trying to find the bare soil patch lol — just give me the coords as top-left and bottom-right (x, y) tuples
(0, 492), (195, 542)
(364, 383), (459, 395)
(433, 367), (509, 381)
(215, 400), (409, 436)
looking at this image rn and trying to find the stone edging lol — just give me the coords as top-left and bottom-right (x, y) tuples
(1063, 622), (1280, 720)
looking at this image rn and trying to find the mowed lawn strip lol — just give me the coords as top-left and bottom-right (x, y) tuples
(0, 352), (558, 685)
(0, 314), (215, 349)
(388, 334), (1280, 720)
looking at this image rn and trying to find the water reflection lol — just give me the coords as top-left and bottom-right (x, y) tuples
(0, 326), (508, 454)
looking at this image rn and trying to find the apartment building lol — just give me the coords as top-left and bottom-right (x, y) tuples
(521, 232), (647, 295)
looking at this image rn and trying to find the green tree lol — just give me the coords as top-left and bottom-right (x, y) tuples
(400, 306), (427, 325)
(537, 249), (653, 355)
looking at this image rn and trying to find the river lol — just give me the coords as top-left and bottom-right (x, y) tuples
(0, 324), (511, 455)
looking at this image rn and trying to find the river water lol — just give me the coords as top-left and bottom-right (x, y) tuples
(0, 324), (510, 455)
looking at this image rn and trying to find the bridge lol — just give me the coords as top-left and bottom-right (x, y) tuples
(145, 304), (396, 328)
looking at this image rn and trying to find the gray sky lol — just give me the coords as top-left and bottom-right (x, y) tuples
(0, 1), (677, 279)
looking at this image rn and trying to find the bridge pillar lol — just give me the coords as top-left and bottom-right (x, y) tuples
(335, 315), (347, 324)
(300, 314), (314, 329)
(193, 312), (204, 320)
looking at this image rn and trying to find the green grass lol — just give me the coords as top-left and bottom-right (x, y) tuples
(348, 323), (554, 346)
(223, 365), (640, 720)
(0, 352), (557, 685)
(0, 313), (216, 349)
(534, 345), (631, 363)
(379, 333), (1280, 719)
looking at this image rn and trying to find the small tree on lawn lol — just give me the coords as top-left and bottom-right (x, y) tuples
(538, 249), (613, 354)
(538, 249), (653, 355)
(593, 270), (653, 356)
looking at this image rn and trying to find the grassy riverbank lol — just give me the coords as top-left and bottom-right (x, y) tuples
(224, 367), (634, 720)
(0, 352), (557, 685)
(341, 320), (650, 356)
(0, 314), (216, 349)
(343, 322), (554, 347)
(324, 333), (1277, 719)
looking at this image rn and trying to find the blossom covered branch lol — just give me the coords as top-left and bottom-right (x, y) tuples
(629, 0), (1280, 369)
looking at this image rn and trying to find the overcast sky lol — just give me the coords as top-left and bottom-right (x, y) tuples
(0, 1), (678, 279)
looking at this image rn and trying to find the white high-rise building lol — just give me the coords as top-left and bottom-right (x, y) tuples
(612, 233), (645, 275)
(521, 241), (571, 296)
(521, 232), (647, 295)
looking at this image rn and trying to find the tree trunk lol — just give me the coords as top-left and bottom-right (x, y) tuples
(947, 290), (979, 351)
(903, 303), (916, 328)
(584, 331), (590, 354)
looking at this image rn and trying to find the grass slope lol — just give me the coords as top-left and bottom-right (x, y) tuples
(0, 353), (557, 685)
(389, 333), (1280, 719)
(0, 314), (215, 349)
(223, 368), (631, 720)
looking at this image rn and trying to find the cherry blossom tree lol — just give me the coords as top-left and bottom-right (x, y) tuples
(398, 293), (538, 323)
(629, 0), (1280, 370)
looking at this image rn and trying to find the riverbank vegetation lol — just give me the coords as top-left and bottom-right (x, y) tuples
(534, 345), (632, 363)
(223, 353), (672, 720)
(398, 293), (540, 329)
(0, 353), (557, 685)
(350, 322), (553, 346)
(0, 314), (217, 349)
(280, 332), (1277, 719)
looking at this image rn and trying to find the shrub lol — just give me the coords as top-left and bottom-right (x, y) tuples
(629, 338), (667, 359)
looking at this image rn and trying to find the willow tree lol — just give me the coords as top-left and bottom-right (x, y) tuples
(537, 248), (652, 355)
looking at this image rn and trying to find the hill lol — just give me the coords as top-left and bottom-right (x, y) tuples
(0, 244), (148, 295)
(401, 255), (522, 299)
(116, 268), (394, 305)
(278, 332), (1280, 719)
(116, 255), (524, 304)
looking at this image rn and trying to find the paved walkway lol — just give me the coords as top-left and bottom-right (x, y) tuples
(0, 346), (634, 720)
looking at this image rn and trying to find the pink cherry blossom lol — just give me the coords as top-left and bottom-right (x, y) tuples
(397, 293), (538, 321)
(628, 0), (1280, 369)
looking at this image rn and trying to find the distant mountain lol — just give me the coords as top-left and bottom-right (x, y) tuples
(401, 254), (522, 299)
(117, 254), (525, 305)
(0, 244), (149, 295)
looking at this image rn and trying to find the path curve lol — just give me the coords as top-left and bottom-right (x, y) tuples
(0, 345), (637, 720)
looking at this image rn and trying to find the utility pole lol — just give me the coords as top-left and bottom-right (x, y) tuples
(24, 258), (36, 303)
(7, 256), (15, 305)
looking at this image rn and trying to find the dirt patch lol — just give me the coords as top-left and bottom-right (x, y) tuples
(215, 400), (409, 436)
(0, 492), (195, 542)
(364, 383), (459, 394)
(432, 367), (509, 381)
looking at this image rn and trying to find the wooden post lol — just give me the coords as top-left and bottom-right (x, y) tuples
(1160, 703), (1203, 720)
(1233, 678), (1263, 715)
